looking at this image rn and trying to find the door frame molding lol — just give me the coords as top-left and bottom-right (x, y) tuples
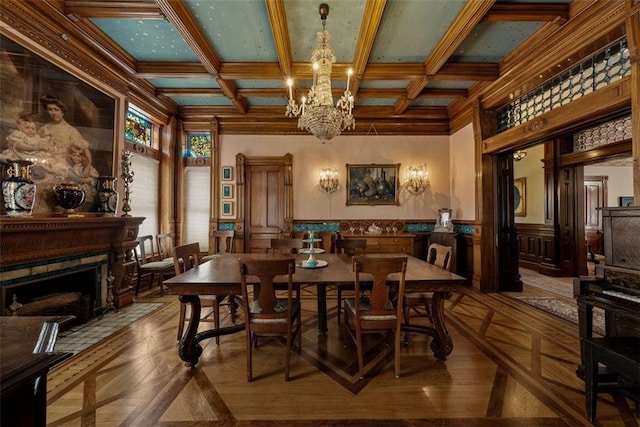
(234, 153), (293, 248)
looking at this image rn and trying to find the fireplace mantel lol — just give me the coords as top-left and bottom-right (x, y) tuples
(0, 216), (144, 308)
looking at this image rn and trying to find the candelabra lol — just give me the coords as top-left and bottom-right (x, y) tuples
(405, 165), (430, 195)
(120, 149), (134, 217)
(319, 168), (339, 194)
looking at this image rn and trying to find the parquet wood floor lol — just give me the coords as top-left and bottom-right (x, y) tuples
(44, 283), (638, 427)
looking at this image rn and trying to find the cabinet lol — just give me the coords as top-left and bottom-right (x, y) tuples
(340, 233), (415, 255)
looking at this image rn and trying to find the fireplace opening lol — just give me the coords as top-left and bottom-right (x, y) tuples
(2, 268), (97, 323)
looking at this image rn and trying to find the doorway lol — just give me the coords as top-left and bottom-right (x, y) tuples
(583, 175), (607, 259)
(237, 153), (293, 253)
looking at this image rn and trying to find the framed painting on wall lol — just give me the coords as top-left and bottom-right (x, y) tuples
(0, 35), (116, 214)
(222, 201), (234, 216)
(514, 177), (526, 217)
(222, 184), (233, 199)
(619, 196), (634, 207)
(346, 163), (400, 206)
(222, 166), (233, 181)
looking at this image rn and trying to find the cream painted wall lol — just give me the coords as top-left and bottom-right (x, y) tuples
(219, 134), (453, 221)
(514, 144), (545, 224)
(449, 123), (476, 221)
(584, 164), (633, 207)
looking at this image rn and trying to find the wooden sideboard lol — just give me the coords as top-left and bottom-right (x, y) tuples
(340, 233), (415, 255)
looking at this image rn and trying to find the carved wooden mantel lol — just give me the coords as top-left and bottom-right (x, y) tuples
(0, 216), (144, 308)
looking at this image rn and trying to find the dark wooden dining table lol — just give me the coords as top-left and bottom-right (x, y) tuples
(163, 252), (468, 367)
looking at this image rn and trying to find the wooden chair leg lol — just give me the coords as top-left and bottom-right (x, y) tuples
(285, 328), (292, 381)
(213, 298), (220, 345)
(246, 328), (253, 382)
(394, 327), (401, 378)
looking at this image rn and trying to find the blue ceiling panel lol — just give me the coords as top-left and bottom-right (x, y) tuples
(412, 98), (453, 107)
(427, 81), (473, 89)
(183, 0), (276, 62)
(355, 98), (396, 107)
(235, 80), (284, 89)
(453, 22), (544, 62)
(246, 97), (288, 107)
(148, 78), (220, 89)
(359, 80), (409, 89)
(169, 96), (232, 106)
(286, 0), (366, 63)
(369, 0), (466, 63)
(90, 18), (198, 62)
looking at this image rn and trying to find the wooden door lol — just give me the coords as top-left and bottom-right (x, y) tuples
(238, 154), (293, 253)
(584, 176), (607, 256)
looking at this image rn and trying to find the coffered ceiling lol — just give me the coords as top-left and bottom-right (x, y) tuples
(59, 0), (571, 136)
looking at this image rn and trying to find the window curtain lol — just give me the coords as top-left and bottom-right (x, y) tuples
(184, 166), (211, 251)
(129, 154), (159, 239)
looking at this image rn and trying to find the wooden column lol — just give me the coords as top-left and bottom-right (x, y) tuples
(626, 1), (640, 204)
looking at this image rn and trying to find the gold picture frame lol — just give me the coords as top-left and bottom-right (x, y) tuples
(346, 163), (400, 206)
(514, 177), (526, 217)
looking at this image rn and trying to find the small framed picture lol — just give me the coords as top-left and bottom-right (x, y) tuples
(222, 184), (233, 199)
(222, 166), (233, 181)
(619, 196), (634, 207)
(222, 201), (234, 216)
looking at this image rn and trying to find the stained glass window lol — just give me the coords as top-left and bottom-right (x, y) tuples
(186, 132), (211, 158)
(497, 38), (630, 133)
(125, 109), (152, 146)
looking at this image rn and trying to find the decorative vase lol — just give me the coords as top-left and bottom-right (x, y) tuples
(96, 176), (118, 215)
(54, 182), (85, 215)
(1, 160), (36, 217)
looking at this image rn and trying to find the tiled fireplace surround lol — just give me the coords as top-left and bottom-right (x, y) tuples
(0, 217), (143, 319)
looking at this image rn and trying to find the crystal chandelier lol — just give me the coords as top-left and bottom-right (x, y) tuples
(285, 3), (355, 143)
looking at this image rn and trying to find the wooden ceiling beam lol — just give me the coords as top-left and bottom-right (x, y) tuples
(266, 0), (292, 78)
(155, 0), (247, 113)
(483, 3), (569, 23)
(435, 63), (500, 81)
(349, 0), (387, 97)
(64, 0), (164, 19)
(395, 0), (496, 114)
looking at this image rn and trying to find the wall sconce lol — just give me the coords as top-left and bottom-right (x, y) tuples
(319, 168), (339, 194)
(404, 164), (430, 195)
(513, 150), (527, 161)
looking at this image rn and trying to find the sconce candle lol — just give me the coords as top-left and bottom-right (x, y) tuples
(405, 164), (430, 195)
(319, 168), (339, 194)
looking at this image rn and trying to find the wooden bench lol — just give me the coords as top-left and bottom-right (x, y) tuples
(581, 336), (640, 422)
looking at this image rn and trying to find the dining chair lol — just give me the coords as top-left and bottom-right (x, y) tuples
(156, 233), (175, 262)
(202, 230), (240, 318)
(202, 230), (235, 261)
(343, 256), (407, 379)
(269, 237), (305, 255)
(134, 235), (175, 296)
(402, 243), (452, 344)
(239, 257), (301, 381)
(173, 242), (223, 343)
(334, 238), (367, 323)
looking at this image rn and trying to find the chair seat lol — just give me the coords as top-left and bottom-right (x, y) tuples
(140, 259), (174, 270)
(345, 297), (396, 320)
(404, 291), (434, 300)
(250, 299), (300, 324)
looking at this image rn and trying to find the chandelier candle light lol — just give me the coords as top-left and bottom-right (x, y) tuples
(405, 165), (430, 195)
(285, 3), (355, 143)
(319, 168), (339, 194)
